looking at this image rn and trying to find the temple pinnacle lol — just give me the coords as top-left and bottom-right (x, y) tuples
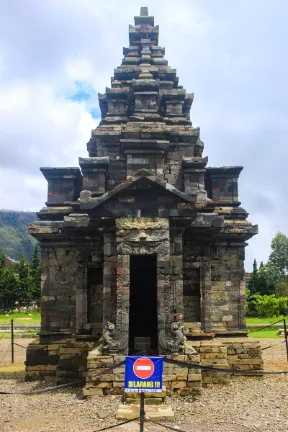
(140, 7), (148, 16)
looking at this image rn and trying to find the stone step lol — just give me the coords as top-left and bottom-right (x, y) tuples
(115, 404), (175, 422)
(125, 397), (163, 405)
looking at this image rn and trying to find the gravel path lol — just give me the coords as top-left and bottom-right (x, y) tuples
(0, 338), (287, 432)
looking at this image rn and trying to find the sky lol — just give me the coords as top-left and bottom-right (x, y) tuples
(0, 0), (288, 271)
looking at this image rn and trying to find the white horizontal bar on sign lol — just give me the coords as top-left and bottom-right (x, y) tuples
(136, 366), (151, 370)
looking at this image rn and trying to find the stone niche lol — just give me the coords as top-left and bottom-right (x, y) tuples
(41, 167), (82, 205)
(79, 157), (109, 196)
(205, 167), (242, 204)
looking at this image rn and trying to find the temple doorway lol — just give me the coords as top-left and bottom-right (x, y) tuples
(129, 255), (158, 354)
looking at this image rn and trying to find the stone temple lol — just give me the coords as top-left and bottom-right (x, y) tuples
(26, 8), (262, 394)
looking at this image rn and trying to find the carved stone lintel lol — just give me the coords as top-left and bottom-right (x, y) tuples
(159, 321), (186, 354)
(99, 322), (127, 353)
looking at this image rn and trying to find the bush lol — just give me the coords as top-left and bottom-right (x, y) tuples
(246, 294), (288, 317)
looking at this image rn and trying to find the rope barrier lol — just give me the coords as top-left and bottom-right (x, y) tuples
(0, 331), (7, 339)
(0, 360), (126, 395)
(93, 417), (140, 431)
(0, 379), (86, 395)
(164, 357), (288, 375)
(261, 339), (286, 351)
(13, 342), (28, 350)
(247, 318), (284, 334)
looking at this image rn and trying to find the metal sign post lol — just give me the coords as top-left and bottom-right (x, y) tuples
(139, 392), (145, 432)
(283, 319), (288, 362)
(11, 319), (14, 364)
(124, 356), (164, 432)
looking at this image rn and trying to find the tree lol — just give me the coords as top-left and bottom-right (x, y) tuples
(0, 252), (6, 272)
(268, 232), (288, 276)
(257, 264), (276, 295)
(246, 294), (288, 317)
(0, 257), (20, 309)
(248, 259), (259, 295)
(31, 244), (41, 300)
(17, 253), (31, 303)
(3, 266), (20, 305)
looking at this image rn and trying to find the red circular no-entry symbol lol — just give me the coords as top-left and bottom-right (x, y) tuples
(133, 357), (155, 379)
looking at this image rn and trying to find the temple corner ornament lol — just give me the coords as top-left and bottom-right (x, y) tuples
(159, 321), (186, 354)
(99, 322), (127, 352)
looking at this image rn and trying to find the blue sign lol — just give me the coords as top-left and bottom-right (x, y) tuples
(124, 356), (163, 393)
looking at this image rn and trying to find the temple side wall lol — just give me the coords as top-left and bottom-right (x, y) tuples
(210, 243), (246, 332)
(39, 240), (103, 337)
(40, 245), (79, 334)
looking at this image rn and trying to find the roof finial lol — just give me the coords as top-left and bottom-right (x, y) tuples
(140, 7), (148, 17)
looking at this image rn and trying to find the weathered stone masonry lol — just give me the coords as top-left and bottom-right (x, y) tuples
(26, 8), (261, 393)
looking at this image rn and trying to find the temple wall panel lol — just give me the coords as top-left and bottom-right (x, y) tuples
(103, 233), (117, 324)
(40, 240), (103, 336)
(40, 246), (79, 333)
(182, 235), (213, 332)
(87, 266), (103, 326)
(210, 243), (246, 332)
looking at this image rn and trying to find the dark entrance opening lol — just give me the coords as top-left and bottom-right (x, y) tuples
(129, 255), (158, 354)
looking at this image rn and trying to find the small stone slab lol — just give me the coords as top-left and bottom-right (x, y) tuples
(115, 404), (174, 422)
(97, 409), (110, 419)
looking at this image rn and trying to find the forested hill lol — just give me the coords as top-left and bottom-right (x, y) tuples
(0, 211), (37, 262)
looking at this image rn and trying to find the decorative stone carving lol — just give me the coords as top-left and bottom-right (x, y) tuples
(159, 321), (186, 354)
(116, 229), (169, 242)
(116, 217), (169, 230)
(99, 322), (127, 352)
(117, 240), (170, 255)
(79, 190), (92, 203)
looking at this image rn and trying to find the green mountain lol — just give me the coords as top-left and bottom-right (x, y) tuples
(0, 211), (38, 262)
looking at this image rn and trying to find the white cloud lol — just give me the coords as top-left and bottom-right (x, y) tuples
(0, 82), (96, 210)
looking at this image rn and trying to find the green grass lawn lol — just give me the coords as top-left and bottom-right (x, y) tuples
(0, 311), (41, 325)
(0, 331), (38, 339)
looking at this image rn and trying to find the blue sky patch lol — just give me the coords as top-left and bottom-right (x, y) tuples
(57, 80), (100, 119)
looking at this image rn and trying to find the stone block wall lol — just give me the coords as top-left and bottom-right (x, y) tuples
(126, 152), (164, 177)
(26, 339), (96, 383)
(90, 127), (199, 193)
(84, 352), (202, 397)
(183, 267), (200, 322)
(197, 341), (230, 387)
(210, 243), (246, 332)
(26, 338), (263, 392)
(41, 246), (80, 333)
(223, 339), (263, 373)
(83, 339), (263, 397)
(84, 353), (127, 396)
(40, 241), (103, 335)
